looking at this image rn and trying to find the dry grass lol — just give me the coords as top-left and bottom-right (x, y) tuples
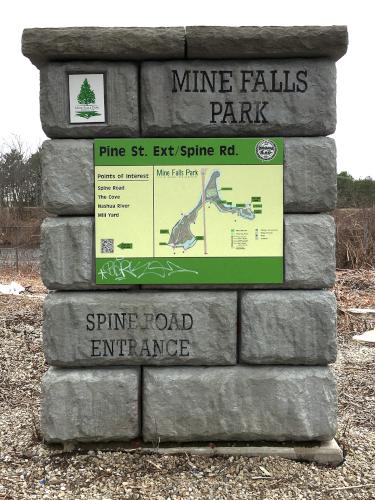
(0, 270), (374, 499)
(334, 209), (375, 269)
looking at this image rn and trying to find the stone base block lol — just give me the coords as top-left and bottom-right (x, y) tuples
(143, 439), (343, 465)
(43, 291), (237, 366)
(41, 137), (336, 215)
(241, 290), (337, 365)
(143, 366), (337, 443)
(41, 214), (335, 290)
(51, 439), (343, 466)
(41, 367), (140, 443)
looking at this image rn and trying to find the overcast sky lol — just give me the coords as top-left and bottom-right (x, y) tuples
(0, 0), (373, 178)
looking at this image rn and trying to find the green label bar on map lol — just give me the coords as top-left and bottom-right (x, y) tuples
(96, 257), (283, 285)
(95, 138), (284, 166)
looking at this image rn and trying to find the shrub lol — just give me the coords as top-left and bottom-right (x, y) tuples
(334, 208), (375, 269)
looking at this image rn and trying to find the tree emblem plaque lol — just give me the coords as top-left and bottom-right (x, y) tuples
(68, 73), (105, 124)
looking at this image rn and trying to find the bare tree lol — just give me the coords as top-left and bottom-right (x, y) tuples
(0, 137), (42, 208)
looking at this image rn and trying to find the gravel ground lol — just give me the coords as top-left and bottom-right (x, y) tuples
(0, 269), (374, 499)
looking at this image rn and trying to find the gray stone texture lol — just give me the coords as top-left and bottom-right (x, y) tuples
(284, 137), (336, 212)
(240, 291), (337, 365)
(41, 366), (140, 443)
(141, 59), (336, 137)
(41, 217), (96, 290)
(283, 214), (335, 289)
(143, 366), (337, 442)
(40, 214), (335, 290)
(42, 140), (93, 215)
(40, 61), (138, 138)
(41, 137), (336, 215)
(22, 27), (185, 68)
(43, 291), (237, 366)
(186, 26), (348, 61)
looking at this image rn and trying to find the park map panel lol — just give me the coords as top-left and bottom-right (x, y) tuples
(94, 138), (284, 285)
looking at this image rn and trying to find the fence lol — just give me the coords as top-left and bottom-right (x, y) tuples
(0, 225), (41, 272)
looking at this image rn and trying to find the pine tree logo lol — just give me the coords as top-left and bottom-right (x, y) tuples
(75, 78), (101, 119)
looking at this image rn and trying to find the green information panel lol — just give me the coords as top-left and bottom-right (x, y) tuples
(94, 138), (284, 285)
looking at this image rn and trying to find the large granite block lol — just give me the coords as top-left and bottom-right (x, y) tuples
(41, 214), (335, 290)
(141, 59), (336, 137)
(283, 214), (335, 289)
(41, 137), (336, 215)
(43, 291), (237, 366)
(284, 137), (336, 212)
(143, 366), (337, 442)
(240, 290), (337, 365)
(41, 217), (96, 290)
(186, 26), (348, 60)
(41, 366), (140, 443)
(22, 27), (185, 68)
(40, 61), (139, 138)
(42, 139), (94, 215)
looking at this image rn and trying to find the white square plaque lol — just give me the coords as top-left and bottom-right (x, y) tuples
(69, 73), (105, 124)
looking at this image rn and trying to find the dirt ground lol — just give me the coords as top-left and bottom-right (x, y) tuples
(0, 269), (374, 499)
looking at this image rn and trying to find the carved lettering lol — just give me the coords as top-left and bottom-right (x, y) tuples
(86, 311), (194, 359)
(89, 338), (191, 358)
(171, 67), (309, 125)
(86, 312), (194, 331)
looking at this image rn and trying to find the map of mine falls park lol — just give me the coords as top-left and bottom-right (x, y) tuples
(94, 139), (284, 285)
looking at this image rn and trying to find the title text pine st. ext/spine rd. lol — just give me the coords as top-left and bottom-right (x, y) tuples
(98, 144), (240, 159)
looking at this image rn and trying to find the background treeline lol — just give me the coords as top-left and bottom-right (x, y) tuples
(337, 171), (375, 208)
(0, 139), (42, 208)
(0, 140), (43, 252)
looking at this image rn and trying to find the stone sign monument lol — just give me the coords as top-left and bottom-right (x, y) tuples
(22, 25), (348, 463)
